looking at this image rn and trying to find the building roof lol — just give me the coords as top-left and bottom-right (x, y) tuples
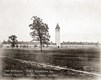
(61, 41), (99, 45)
(2, 41), (39, 45)
(55, 23), (60, 29)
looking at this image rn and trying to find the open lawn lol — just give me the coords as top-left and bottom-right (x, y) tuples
(0, 47), (100, 80)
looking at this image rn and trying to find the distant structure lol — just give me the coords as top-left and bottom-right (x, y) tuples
(55, 23), (60, 47)
(0, 23), (100, 49)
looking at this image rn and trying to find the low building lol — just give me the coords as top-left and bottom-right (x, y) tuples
(60, 41), (99, 49)
(1, 41), (99, 49)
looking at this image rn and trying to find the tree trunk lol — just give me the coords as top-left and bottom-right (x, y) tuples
(41, 45), (42, 51)
(40, 43), (42, 51)
(40, 42), (42, 51)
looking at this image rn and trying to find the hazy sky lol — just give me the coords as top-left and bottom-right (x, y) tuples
(0, 0), (101, 43)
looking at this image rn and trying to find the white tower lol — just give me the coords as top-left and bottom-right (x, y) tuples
(55, 23), (60, 47)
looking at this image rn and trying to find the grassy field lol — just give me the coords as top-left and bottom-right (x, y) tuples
(1, 47), (100, 79)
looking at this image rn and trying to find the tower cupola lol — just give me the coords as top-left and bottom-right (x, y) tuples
(55, 23), (60, 29)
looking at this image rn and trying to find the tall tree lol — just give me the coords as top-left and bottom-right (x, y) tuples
(8, 35), (18, 48)
(29, 16), (50, 51)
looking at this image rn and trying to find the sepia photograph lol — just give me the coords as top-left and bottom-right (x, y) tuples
(0, 0), (101, 80)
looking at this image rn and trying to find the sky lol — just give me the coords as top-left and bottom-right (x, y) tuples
(0, 0), (101, 43)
